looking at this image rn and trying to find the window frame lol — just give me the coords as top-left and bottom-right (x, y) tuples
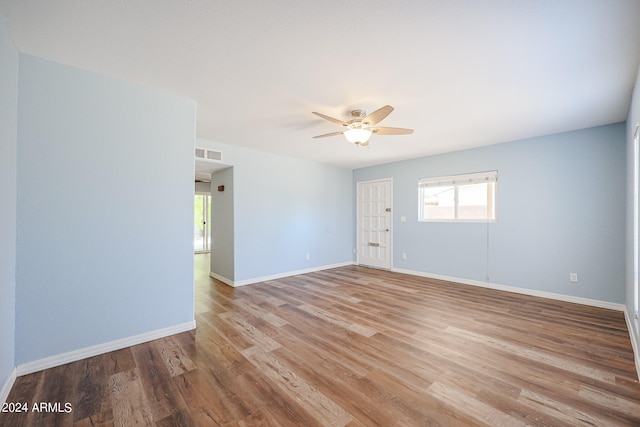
(418, 171), (497, 223)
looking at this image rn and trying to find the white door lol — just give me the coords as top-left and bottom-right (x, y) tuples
(194, 193), (211, 253)
(357, 179), (392, 269)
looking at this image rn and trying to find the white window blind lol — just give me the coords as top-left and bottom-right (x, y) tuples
(419, 171), (498, 188)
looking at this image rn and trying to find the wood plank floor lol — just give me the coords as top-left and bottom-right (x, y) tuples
(2, 254), (640, 426)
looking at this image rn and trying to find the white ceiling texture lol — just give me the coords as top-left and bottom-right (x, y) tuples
(2, 1), (640, 169)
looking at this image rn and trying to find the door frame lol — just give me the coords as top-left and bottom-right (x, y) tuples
(194, 191), (211, 254)
(356, 177), (393, 269)
(634, 123), (640, 322)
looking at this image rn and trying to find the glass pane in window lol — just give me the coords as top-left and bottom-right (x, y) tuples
(422, 186), (455, 220)
(458, 182), (493, 219)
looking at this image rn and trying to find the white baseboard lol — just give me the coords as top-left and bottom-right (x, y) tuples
(0, 367), (16, 405)
(623, 308), (640, 382)
(209, 271), (234, 286)
(210, 261), (355, 287)
(16, 320), (196, 377)
(391, 268), (626, 312)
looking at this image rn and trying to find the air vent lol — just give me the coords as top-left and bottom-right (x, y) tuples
(206, 150), (222, 161)
(195, 147), (223, 162)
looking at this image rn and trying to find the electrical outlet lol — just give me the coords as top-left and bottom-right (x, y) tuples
(306, 253), (310, 261)
(570, 273), (578, 282)
(400, 216), (406, 222)
(402, 252), (407, 260)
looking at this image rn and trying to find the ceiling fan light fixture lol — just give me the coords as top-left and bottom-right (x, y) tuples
(344, 128), (372, 145)
(312, 105), (412, 145)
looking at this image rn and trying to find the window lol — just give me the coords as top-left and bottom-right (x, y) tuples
(419, 171), (497, 222)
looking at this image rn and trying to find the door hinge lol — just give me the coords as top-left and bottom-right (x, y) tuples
(385, 208), (391, 212)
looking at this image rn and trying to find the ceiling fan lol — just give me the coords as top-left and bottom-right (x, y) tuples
(312, 105), (413, 146)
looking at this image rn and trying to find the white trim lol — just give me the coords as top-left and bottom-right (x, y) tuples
(623, 307), (640, 382)
(210, 270), (234, 286)
(16, 320), (196, 376)
(210, 262), (355, 287)
(392, 267), (626, 311)
(0, 367), (16, 404)
(634, 124), (640, 320)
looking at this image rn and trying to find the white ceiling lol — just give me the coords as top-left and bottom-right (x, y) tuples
(2, 1), (640, 169)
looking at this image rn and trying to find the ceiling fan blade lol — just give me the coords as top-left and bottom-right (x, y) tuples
(362, 105), (394, 126)
(312, 131), (344, 139)
(312, 111), (347, 126)
(373, 127), (414, 135)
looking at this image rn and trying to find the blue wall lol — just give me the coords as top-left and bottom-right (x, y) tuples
(198, 139), (354, 284)
(15, 55), (196, 364)
(0, 16), (18, 395)
(355, 123), (626, 303)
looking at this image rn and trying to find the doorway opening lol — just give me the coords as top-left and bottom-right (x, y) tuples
(194, 193), (211, 253)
